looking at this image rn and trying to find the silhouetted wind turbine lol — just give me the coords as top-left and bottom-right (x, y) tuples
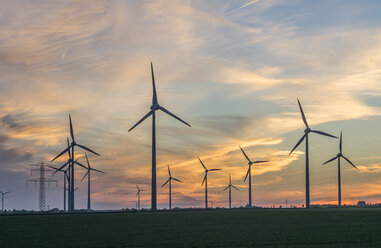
(322, 131), (358, 207)
(51, 115), (100, 211)
(49, 165), (70, 211)
(198, 156), (221, 209)
(136, 185), (145, 210)
(128, 63), (191, 211)
(289, 98), (338, 208)
(0, 191), (9, 211)
(162, 165), (183, 210)
(81, 153), (105, 211)
(239, 146), (267, 208)
(223, 173), (239, 209)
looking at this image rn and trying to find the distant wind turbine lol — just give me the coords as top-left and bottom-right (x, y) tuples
(136, 185), (145, 210)
(51, 115), (100, 211)
(223, 173), (240, 209)
(198, 156), (221, 209)
(322, 131), (358, 206)
(162, 165), (183, 210)
(289, 98), (338, 208)
(0, 191), (10, 212)
(128, 63), (191, 211)
(81, 153), (105, 211)
(239, 146), (267, 208)
(49, 164), (70, 211)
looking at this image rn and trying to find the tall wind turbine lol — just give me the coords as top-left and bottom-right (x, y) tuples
(289, 98), (337, 208)
(162, 165), (183, 210)
(128, 63), (191, 211)
(239, 146), (267, 208)
(223, 173), (239, 209)
(0, 191), (9, 211)
(51, 115), (100, 211)
(198, 156), (221, 209)
(136, 185), (145, 210)
(81, 153), (105, 211)
(322, 131), (358, 206)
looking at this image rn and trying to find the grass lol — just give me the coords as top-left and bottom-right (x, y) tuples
(1, 208), (381, 247)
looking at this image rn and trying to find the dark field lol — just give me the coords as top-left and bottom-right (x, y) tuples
(1, 208), (381, 248)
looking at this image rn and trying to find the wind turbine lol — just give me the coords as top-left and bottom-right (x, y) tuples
(289, 98), (338, 208)
(322, 131), (358, 206)
(198, 156), (221, 209)
(0, 191), (9, 212)
(128, 63), (191, 211)
(223, 173), (239, 209)
(51, 115), (100, 211)
(136, 185), (145, 210)
(162, 165), (183, 210)
(239, 146), (267, 208)
(81, 153), (105, 211)
(49, 165), (70, 211)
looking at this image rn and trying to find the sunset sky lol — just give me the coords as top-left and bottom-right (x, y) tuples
(1, 0), (381, 210)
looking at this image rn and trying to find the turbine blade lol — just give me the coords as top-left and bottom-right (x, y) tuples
(51, 147), (70, 162)
(322, 156), (338, 165)
(244, 166), (250, 182)
(136, 184), (140, 190)
(209, 169), (221, 172)
(151, 62), (158, 105)
(311, 130), (338, 139)
(239, 146), (251, 162)
(297, 98), (309, 128)
(162, 178), (170, 187)
(67, 137), (71, 159)
(232, 185), (240, 191)
(229, 173), (231, 184)
(69, 114), (75, 142)
(85, 153), (90, 169)
(289, 134), (306, 155)
(128, 110), (153, 132)
(201, 174), (207, 186)
(253, 161), (268, 164)
(168, 165), (171, 177)
(53, 162), (69, 174)
(342, 155), (358, 170)
(91, 168), (105, 174)
(81, 171), (89, 182)
(197, 156), (207, 170)
(172, 178), (183, 183)
(223, 186), (229, 191)
(159, 106), (191, 127)
(76, 144), (100, 156)
(75, 161), (88, 170)
(339, 131), (343, 153)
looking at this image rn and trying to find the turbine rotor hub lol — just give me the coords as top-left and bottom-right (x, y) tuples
(150, 104), (159, 110)
(304, 127), (311, 133)
(338, 153), (342, 157)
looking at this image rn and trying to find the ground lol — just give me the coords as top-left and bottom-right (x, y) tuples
(1, 208), (381, 247)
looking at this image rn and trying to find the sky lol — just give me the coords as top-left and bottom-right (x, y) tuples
(1, 0), (381, 210)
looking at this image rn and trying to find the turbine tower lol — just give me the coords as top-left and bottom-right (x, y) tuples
(289, 98), (337, 208)
(322, 131), (358, 206)
(162, 165), (183, 210)
(239, 146), (267, 208)
(81, 153), (105, 211)
(0, 191), (10, 212)
(223, 173), (239, 209)
(198, 156), (221, 209)
(128, 63), (191, 211)
(136, 185), (145, 210)
(51, 115), (100, 212)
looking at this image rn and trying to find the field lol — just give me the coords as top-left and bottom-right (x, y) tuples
(1, 208), (381, 247)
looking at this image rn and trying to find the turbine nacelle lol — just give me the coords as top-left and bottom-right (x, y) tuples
(304, 127), (311, 133)
(337, 153), (342, 157)
(150, 104), (160, 111)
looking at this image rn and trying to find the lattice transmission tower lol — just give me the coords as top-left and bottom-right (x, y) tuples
(26, 162), (57, 211)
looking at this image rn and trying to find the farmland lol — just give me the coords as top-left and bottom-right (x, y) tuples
(1, 208), (380, 247)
